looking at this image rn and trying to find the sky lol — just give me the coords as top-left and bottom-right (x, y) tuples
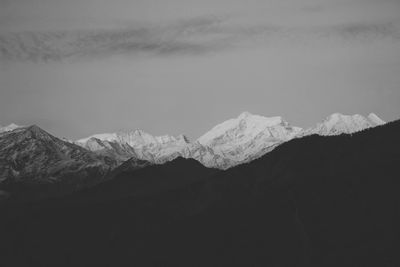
(1, 0), (400, 140)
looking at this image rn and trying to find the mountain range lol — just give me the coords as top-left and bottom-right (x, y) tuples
(75, 112), (385, 168)
(0, 112), (386, 200)
(0, 115), (398, 266)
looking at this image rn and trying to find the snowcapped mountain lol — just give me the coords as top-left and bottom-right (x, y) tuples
(75, 112), (386, 169)
(0, 111), (386, 193)
(0, 123), (23, 133)
(0, 125), (119, 199)
(195, 112), (303, 168)
(75, 112), (304, 169)
(305, 113), (386, 136)
(76, 130), (190, 164)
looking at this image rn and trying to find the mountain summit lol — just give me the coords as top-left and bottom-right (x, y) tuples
(306, 113), (386, 136)
(76, 130), (190, 164)
(196, 112), (303, 167)
(0, 125), (117, 199)
(0, 112), (389, 199)
(0, 112), (387, 179)
(198, 112), (296, 145)
(74, 112), (386, 169)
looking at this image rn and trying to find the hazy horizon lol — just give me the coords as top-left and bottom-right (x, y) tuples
(1, 0), (400, 140)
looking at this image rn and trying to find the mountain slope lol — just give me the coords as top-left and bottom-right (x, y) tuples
(181, 141), (236, 169)
(75, 157), (218, 202)
(1, 119), (398, 266)
(0, 125), (118, 200)
(76, 137), (140, 163)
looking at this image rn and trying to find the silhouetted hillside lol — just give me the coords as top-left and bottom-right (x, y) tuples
(1, 120), (399, 266)
(72, 157), (219, 202)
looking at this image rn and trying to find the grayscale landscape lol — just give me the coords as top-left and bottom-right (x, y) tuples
(1, 0), (400, 266)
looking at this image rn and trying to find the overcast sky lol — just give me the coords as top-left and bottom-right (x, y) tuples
(1, 0), (400, 140)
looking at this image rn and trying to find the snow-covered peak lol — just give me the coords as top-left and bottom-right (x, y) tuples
(77, 129), (188, 148)
(195, 112), (303, 166)
(198, 112), (294, 146)
(327, 113), (367, 125)
(308, 113), (384, 136)
(0, 123), (23, 133)
(239, 111), (285, 126)
(71, 111), (387, 169)
(76, 129), (191, 165)
(76, 133), (118, 144)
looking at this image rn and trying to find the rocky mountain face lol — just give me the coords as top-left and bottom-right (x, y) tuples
(0, 125), (119, 200)
(76, 137), (141, 164)
(181, 141), (236, 169)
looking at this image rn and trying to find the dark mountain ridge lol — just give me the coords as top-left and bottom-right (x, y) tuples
(0, 120), (399, 266)
(0, 125), (118, 201)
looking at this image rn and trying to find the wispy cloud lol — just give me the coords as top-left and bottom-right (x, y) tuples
(0, 16), (233, 62)
(1, 15), (399, 62)
(328, 21), (400, 40)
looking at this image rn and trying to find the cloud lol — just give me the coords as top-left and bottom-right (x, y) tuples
(329, 21), (400, 40)
(0, 15), (399, 62)
(0, 16), (235, 62)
